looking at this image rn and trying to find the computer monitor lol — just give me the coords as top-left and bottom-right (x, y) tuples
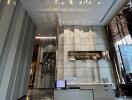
(56, 80), (66, 89)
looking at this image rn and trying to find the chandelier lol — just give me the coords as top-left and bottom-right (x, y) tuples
(124, 0), (132, 12)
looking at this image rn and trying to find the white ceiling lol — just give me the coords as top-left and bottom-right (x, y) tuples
(20, 0), (128, 35)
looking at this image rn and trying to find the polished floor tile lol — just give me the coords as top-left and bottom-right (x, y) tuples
(115, 97), (132, 100)
(21, 89), (53, 100)
(20, 89), (132, 100)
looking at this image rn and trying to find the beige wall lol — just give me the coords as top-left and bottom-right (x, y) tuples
(56, 26), (115, 85)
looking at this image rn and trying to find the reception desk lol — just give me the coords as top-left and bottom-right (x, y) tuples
(54, 89), (93, 100)
(54, 83), (115, 100)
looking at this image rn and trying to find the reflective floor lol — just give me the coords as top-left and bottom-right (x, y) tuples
(116, 97), (132, 100)
(21, 89), (53, 100)
(20, 89), (132, 100)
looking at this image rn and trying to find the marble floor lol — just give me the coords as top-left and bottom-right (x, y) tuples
(21, 89), (53, 100)
(20, 89), (132, 100)
(116, 97), (132, 100)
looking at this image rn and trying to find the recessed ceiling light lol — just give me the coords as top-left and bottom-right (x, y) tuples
(88, 1), (91, 5)
(7, 0), (11, 5)
(86, 0), (88, 3)
(61, 1), (64, 5)
(97, 2), (101, 5)
(70, 0), (73, 5)
(80, 1), (82, 5)
(55, 0), (58, 4)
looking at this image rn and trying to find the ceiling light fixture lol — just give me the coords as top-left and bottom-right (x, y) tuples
(35, 36), (56, 39)
(124, 0), (132, 12)
(61, 1), (64, 5)
(88, 1), (91, 5)
(97, 2), (101, 5)
(7, 0), (11, 4)
(55, 0), (58, 4)
(80, 1), (82, 5)
(70, 0), (73, 5)
(86, 0), (88, 3)
(83, 1), (86, 5)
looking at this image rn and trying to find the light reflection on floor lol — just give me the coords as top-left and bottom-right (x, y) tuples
(21, 89), (53, 100)
(116, 97), (132, 100)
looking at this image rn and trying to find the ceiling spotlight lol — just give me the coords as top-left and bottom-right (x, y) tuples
(7, 0), (11, 5)
(88, 1), (91, 5)
(13, 1), (16, 5)
(55, 0), (58, 4)
(80, 1), (82, 5)
(86, 0), (88, 3)
(70, 0), (73, 5)
(97, 2), (101, 5)
(61, 1), (64, 5)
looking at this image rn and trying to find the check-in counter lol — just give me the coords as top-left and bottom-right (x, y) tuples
(54, 89), (93, 100)
(68, 83), (115, 100)
(54, 83), (115, 100)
